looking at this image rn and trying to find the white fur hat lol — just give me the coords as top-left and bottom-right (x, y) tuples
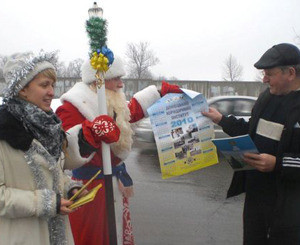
(81, 56), (126, 84)
(3, 51), (56, 100)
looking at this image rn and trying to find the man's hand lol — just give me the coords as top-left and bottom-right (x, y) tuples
(202, 107), (223, 124)
(243, 152), (276, 172)
(118, 180), (134, 198)
(82, 115), (120, 148)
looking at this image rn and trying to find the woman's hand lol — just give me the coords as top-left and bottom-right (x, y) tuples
(202, 107), (223, 124)
(243, 152), (276, 172)
(61, 188), (89, 214)
(59, 198), (74, 215)
(71, 188), (89, 199)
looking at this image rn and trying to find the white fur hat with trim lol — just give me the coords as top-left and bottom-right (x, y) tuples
(3, 51), (56, 100)
(81, 56), (126, 84)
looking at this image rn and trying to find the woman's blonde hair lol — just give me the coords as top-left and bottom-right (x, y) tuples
(39, 68), (57, 82)
(22, 68), (57, 90)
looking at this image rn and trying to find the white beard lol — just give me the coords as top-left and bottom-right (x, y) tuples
(105, 89), (133, 160)
(60, 82), (134, 160)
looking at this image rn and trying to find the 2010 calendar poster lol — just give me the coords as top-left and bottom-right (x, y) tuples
(147, 89), (218, 179)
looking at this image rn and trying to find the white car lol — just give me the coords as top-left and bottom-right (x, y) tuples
(134, 95), (257, 142)
(208, 95), (257, 138)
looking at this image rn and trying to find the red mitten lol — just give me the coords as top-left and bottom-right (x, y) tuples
(160, 81), (182, 97)
(82, 115), (120, 148)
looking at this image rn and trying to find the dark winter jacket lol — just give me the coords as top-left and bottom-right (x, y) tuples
(219, 88), (300, 233)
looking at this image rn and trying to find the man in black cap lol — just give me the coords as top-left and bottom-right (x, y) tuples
(203, 43), (300, 244)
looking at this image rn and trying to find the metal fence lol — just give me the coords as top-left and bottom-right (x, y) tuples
(122, 79), (267, 100)
(0, 78), (267, 100)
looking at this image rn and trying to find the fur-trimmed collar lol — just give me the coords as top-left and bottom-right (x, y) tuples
(0, 106), (33, 151)
(60, 82), (133, 160)
(60, 82), (97, 121)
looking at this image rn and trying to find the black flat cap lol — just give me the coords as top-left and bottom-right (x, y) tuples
(254, 43), (300, 69)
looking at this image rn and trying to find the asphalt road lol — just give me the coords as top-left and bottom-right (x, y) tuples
(126, 139), (244, 245)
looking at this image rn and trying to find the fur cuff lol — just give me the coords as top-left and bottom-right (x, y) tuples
(65, 125), (95, 170)
(115, 149), (130, 161)
(133, 85), (160, 117)
(35, 189), (56, 217)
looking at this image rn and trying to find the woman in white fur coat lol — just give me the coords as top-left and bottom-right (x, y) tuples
(56, 56), (182, 245)
(0, 52), (99, 245)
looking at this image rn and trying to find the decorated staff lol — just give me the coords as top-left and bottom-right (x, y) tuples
(56, 2), (184, 245)
(86, 3), (118, 244)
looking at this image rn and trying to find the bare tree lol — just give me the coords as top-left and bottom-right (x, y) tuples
(296, 36), (300, 45)
(0, 51), (83, 79)
(56, 61), (67, 78)
(157, 75), (168, 80)
(254, 70), (263, 82)
(0, 55), (8, 78)
(66, 58), (84, 77)
(222, 54), (243, 81)
(169, 76), (178, 80)
(157, 75), (178, 81)
(125, 41), (159, 79)
(293, 28), (300, 47)
(43, 50), (67, 78)
(49, 52), (83, 78)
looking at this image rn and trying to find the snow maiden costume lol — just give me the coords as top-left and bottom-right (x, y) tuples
(0, 52), (85, 245)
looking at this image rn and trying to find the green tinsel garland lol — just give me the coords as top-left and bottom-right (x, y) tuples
(86, 17), (107, 55)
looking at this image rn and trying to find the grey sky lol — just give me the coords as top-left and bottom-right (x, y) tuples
(1, 0), (299, 81)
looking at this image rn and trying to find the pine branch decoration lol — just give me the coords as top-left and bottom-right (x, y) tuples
(85, 4), (114, 72)
(86, 17), (108, 55)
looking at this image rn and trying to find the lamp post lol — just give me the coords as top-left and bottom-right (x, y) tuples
(88, 2), (103, 18)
